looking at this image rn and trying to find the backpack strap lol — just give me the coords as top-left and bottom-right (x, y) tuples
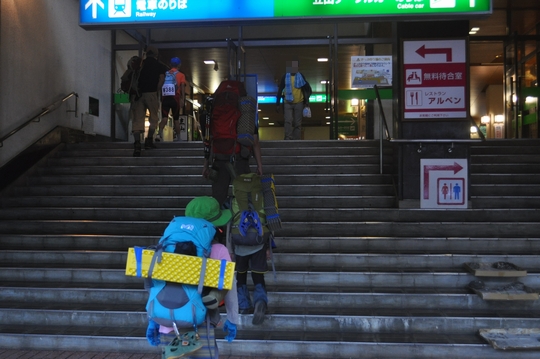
(197, 257), (208, 294)
(147, 241), (166, 279)
(134, 246), (144, 277)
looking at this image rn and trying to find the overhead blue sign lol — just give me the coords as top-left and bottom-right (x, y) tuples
(80, 0), (492, 28)
(80, 0), (274, 27)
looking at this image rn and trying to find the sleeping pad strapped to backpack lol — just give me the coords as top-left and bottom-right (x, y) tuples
(145, 216), (215, 329)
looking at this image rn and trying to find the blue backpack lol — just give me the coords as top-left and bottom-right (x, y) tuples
(145, 216), (215, 329)
(162, 70), (179, 97)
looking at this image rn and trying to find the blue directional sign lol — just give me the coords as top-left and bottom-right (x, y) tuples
(80, 0), (492, 28)
(80, 0), (274, 28)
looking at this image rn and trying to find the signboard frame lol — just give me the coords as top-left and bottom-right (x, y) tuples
(401, 37), (470, 121)
(80, 0), (492, 29)
(420, 158), (468, 209)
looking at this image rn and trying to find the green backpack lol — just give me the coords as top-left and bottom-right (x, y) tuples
(231, 173), (281, 246)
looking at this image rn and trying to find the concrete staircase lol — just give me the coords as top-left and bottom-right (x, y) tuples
(0, 139), (539, 358)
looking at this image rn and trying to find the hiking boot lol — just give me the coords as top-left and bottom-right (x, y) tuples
(155, 133), (163, 142)
(252, 300), (267, 325)
(252, 283), (268, 325)
(144, 137), (156, 149)
(133, 141), (141, 157)
(237, 284), (252, 314)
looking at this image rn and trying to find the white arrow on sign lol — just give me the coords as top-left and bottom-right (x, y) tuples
(85, 0), (105, 19)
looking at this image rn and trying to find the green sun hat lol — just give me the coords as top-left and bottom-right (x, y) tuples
(185, 196), (232, 227)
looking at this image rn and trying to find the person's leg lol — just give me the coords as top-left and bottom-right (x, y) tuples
(145, 92), (160, 148)
(235, 254), (252, 314)
(292, 102), (304, 140)
(283, 102), (294, 140)
(132, 99), (146, 157)
(210, 159), (232, 207)
(157, 98), (170, 142)
(249, 245), (269, 325)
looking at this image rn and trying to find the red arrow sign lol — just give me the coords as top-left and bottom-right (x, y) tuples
(416, 45), (453, 62)
(423, 162), (464, 199)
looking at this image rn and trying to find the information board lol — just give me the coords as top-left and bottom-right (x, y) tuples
(80, 0), (492, 28)
(402, 38), (468, 119)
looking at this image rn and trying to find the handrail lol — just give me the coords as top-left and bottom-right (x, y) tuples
(0, 92), (78, 148)
(373, 85), (391, 141)
(373, 85), (391, 174)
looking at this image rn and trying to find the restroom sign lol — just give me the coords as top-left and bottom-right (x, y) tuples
(420, 158), (467, 209)
(402, 39), (468, 120)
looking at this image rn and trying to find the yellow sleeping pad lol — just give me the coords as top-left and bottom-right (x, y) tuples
(125, 247), (235, 290)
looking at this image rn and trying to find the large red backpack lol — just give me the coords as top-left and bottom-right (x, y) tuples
(210, 80), (247, 155)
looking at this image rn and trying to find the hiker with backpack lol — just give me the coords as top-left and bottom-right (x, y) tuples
(120, 55), (142, 133)
(132, 45), (168, 156)
(144, 196), (238, 358)
(201, 80), (263, 206)
(276, 60), (312, 140)
(156, 56), (186, 142)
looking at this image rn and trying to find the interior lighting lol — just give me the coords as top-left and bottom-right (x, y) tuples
(470, 126), (478, 133)
(262, 117), (269, 120)
(268, 122), (275, 126)
(318, 58), (329, 62)
(480, 115), (490, 124)
(321, 80), (329, 84)
(204, 60), (215, 65)
(351, 98), (359, 106)
(494, 115), (504, 123)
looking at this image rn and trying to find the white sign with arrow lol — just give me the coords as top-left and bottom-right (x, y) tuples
(402, 38), (468, 119)
(85, 0), (104, 19)
(420, 158), (468, 209)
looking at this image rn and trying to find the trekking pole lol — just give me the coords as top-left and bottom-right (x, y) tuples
(203, 97), (212, 160)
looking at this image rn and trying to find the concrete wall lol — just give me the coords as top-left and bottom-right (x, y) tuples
(0, 0), (112, 167)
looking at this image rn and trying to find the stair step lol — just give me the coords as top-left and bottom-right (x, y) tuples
(3, 287), (539, 312)
(2, 308), (539, 335)
(1, 250), (539, 271)
(1, 139), (540, 358)
(7, 184), (394, 197)
(1, 268), (539, 290)
(2, 235), (539, 253)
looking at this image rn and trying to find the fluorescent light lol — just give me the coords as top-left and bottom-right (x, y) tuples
(320, 80), (329, 84)
(351, 98), (359, 106)
(481, 115), (490, 124)
(317, 58), (328, 62)
(470, 126), (478, 133)
(204, 60), (215, 65)
(471, 27), (480, 32)
(262, 117), (269, 120)
(494, 115), (504, 123)
(268, 122), (275, 126)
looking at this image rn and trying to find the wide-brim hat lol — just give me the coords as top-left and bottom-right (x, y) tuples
(185, 196), (232, 227)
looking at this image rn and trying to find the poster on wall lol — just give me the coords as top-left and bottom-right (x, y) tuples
(351, 56), (392, 89)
